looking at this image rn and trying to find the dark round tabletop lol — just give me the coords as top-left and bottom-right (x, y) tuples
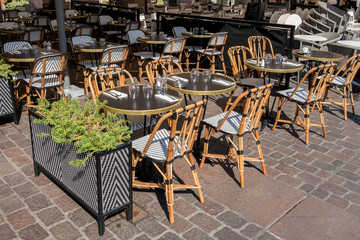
(137, 35), (172, 44)
(0, 26), (41, 34)
(245, 58), (304, 73)
(99, 85), (183, 115)
(182, 32), (213, 38)
(1, 48), (60, 63)
(167, 72), (236, 96)
(72, 42), (121, 53)
(292, 49), (344, 62)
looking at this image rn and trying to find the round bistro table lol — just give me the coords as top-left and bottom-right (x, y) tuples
(292, 49), (344, 62)
(1, 48), (60, 63)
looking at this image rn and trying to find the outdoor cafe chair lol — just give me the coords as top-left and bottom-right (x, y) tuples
(323, 54), (360, 120)
(272, 64), (336, 144)
(200, 84), (273, 188)
(146, 59), (183, 85)
(84, 45), (129, 96)
(196, 32), (228, 75)
(132, 100), (206, 223)
(98, 15), (121, 40)
(32, 16), (50, 31)
(22, 29), (45, 46)
(74, 26), (93, 36)
(118, 21), (141, 43)
(247, 35), (274, 59)
(127, 29), (159, 83)
(4, 10), (19, 21)
(152, 38), (186, 63)
(23, 54), (67, 114)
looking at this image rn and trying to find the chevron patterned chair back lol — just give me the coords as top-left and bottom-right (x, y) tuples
(132, 100), (207, 224)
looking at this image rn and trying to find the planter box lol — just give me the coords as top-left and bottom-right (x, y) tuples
(29, 109), (132, 235)
(0, 77), (18, 124)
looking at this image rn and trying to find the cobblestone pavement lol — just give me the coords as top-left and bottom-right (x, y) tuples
(1, 82), (360, 240)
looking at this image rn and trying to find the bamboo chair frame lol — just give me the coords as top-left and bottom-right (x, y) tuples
(196, 32), (228, 75)
(323, 54), (360, 120)
(132, 100), (206, 223)
(272, 64), (336, 144)
(158, 38), (187, 64)
(247, 36), (274, 59)
(145, 59), (183, 85)
(26, 54), (67, 114)
(201, 84), (273, 188)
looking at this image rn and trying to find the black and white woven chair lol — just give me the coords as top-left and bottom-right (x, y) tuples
(201, 84), (273, 188)
(23, 54), (67, 114)
(324, 54), (360, 120)
(172, 26), (202, 71)
(74, 26), (93, 36)
(132, 100), (206, 224)
(272, 64), (336, 144)
(98, 15), (120, 40)
(152, 38), (186, 63)
(117, 21), (141, 43)
(4, 10), (19, 21)
(196, 32), (228, 75)
(85, 45), (129, 96)
(22, 29), (45, 46)
(127, 29), (160, 83)
(32, 16), (50, 32)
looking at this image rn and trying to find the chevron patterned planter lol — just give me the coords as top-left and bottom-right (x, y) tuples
(0, 77), (18, 124)
(28, 109), (132, 235)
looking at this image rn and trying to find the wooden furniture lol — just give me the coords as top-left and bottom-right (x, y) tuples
(132, 100), (206, 223)
(272, 64), (336, 144)
(196, 32), (228, 75)
(248, 36), (274, 58)
(324, 54), (360, 120)
(201, 84), (273, 188)
(72, 42), (121, 53)
(292, 49), (344, 63)
(1, 48), (60, 63)
(146, 59), (183, 85)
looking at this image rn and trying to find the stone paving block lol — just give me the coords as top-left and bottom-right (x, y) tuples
(132, 234), (152, 240)
(107, 218), (140, 240)
(343, 181), (360, 194)
(293, 162), (318, 173)
(299, 183), (315, 193)
(37, 207), (65, 227)
(8, 133), (26, 141)
(0, 140), (16, 149)
(337, 170), (360, 182)
(311, 187), (329, 200)
(22, 146), (33, 157)
(161, 214), (192, 234)
(270, 196), (360, 240)
(297, 172), (322, 185)
(136, 217), (166, 238)
(54, 194), (79, 213)
(143, 199), (168, 221)
(1, 127), (20, 136)
(14, 138), (31, 149)
(329, 175), (346, 185)
(3, 172), (27, 187)
(0, 184), (14, 200)
(120, 204), (147, 223)
(326, 194), (349, 209)
(49, 221), (82, 240)
(24, 193), (52, 212)
(214, 227), (247, 240)
(276, 174), (302, 187)
(193, 197), (225, 216)
(41, 184), (64, 199)
(189, 213), (221, 233)
(84, 222), (114, 240)
(0, 223), (17, 240)
(3, 147), (24, 158)
(158, 231), (183, 240)
(240, 223), (263, 238)
(132, 190), (155, 207)
(344, 192), (360, 205)
(11, 155), (31, 167)
(68, 208), (95, 227)
(29, 174), (52, 186)
(13, 182), (39, 199)
(346, 204), (360, 218)
(0, 163), (16, 176)
(315, 170), (331, 179)
(19, 223), (48, 240)
(7, 209), (35, 230)
(308, 151), (334, 163)
(265, 167), (282, 178)
(173, 198), (197, 218)
(257, 232), (282, 240)
(21, 164), (35, 177)
(275, 163), (300, 176)
(320, 182), (348, 196)
(216, 211), (247, 229)
(0, 195), (24, 214)
(183, 227), (214, 240)
(0, 155), (7, 164)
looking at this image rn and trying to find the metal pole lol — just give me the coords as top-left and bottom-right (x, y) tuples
(257, 0), (262, 21)
(145, 0), (148, 12)
(55, 0), (70, 89)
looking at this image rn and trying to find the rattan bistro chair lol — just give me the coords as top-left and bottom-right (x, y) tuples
(247, 36), (274, 59)
(272, 64), (336, 144)
(146, 59), (183, 85)
(152, 38), (186, 63)
(323, 54), (360, 120)
(201, 84), (273, 188)
(196, 32), (228, 75)
(132, 100), (206, 223)
(22, 29), (45, 46)
(23, 54), (67, 114)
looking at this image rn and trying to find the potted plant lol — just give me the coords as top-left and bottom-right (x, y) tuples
(29, 97), (133, 236)
(0, 59), (18, 124)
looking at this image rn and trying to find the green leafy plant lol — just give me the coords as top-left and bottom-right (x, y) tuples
(0, 59), (17, 79)
(34, 97), (132, 167)
(6, 0), (29, 8)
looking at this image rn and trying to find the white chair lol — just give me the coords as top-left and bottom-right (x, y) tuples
(295, 7), (302, 16)
(269, 11), (281, 23)
(285, 14), (302, 29)
(301, 8), (310, 20)
(65, 9), (78, 19)
(277, 13), (290, 24)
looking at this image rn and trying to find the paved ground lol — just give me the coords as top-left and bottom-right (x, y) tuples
(1, 80), (360, 240)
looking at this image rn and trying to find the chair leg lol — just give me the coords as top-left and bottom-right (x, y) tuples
(26, 85), (31, 115)
(165, 163), (174, 223)
(304, 104), (310, 145)
(211, 56), (215, 73)
(237, 136), (245, 188)
(200, 127), (210, 168)
(83, 69), (89, 96)
(254, 130), (266, 175)
(272, 97), (283, 130)
(343, 86), (348, 120)
(349, 85), (355, 115)
(188, 153), (204, 203)
(196, 54), (200, 69)
(318, 102), (326, 138)
(185, 51), (190, 71)
(220, 54), (226, 75)
(137, 59), (143, 83)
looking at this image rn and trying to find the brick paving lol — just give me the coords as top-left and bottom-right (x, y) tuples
(1, 81), (360, 240)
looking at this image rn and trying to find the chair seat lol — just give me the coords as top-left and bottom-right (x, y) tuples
(78, 60), (98, 68)
(133, 51), (160, 60)
(202, 111), (251, 135)
(129, 118), (157, 132)
(196, 48), (222, 56)
(184, 45), (202, 51)
(238, 77), (274, 88)
(132, 129), (183, 162)
(23, 74), (62, 88)
(103, 30), (120, 36)
(87, 64), (119, 72)
(276, 88), (316, 104)
(329, 75), (360, 87)
(151, 55), (179, 61)
(14, 70), (32, 80)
